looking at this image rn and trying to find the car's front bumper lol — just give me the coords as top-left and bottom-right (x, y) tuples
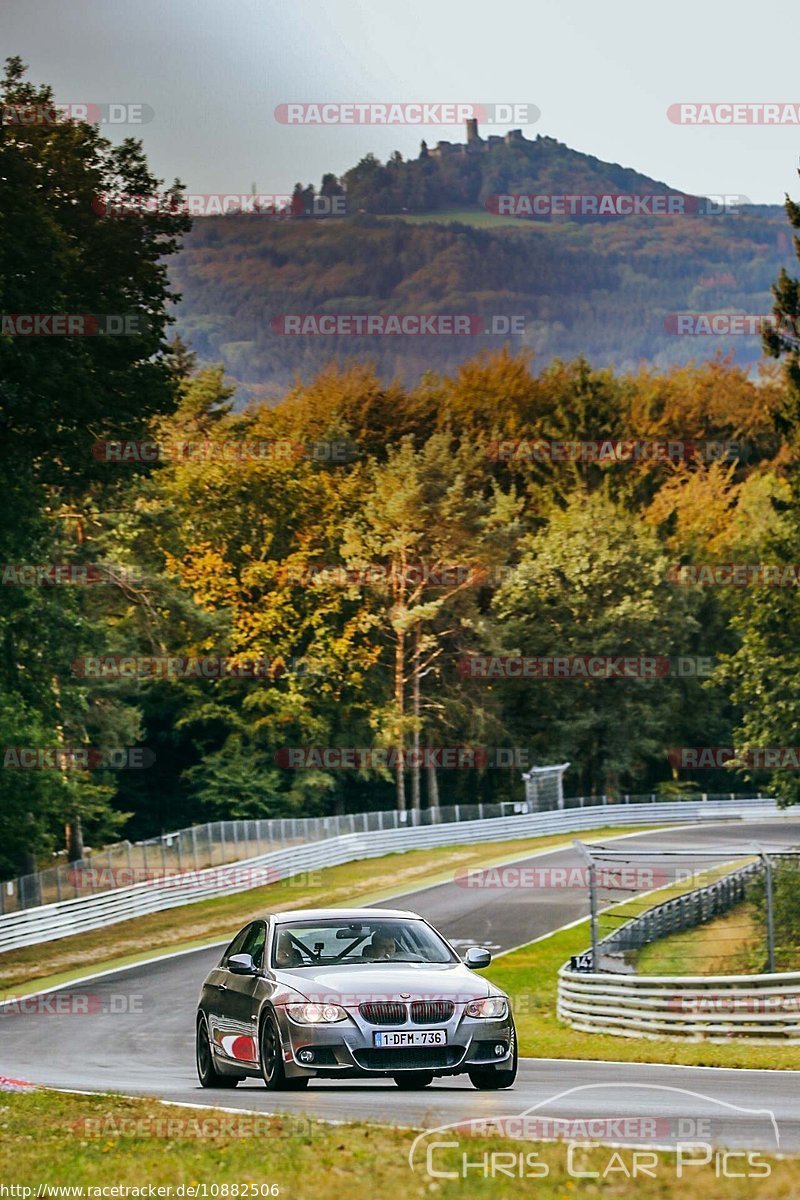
(274, 1005), (515, 1077)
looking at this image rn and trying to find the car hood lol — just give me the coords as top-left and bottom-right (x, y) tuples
(274, 960), (496, 1006)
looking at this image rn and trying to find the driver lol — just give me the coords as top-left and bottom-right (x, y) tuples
(369, 932), (397, 960)
(274, 930), (302, 968)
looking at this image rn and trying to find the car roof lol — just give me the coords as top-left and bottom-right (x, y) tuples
(271, 907), (423, 923)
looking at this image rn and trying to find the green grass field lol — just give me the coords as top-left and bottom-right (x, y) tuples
(634, 900), (800, 977)
(0, 1089), (796, 1200)
(634, 905), (763, 976)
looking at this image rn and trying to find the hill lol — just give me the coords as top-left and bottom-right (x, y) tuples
(168, 127), (792, 397)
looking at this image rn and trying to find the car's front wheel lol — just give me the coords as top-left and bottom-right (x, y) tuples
(196, 1017), (242, 1088)
(393, 1071), (434, 1089)
(259, 1012), (309, 1090)
(467, 1023), (518, 1090)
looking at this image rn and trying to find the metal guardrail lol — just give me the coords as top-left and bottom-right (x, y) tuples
(598, 862), (761, 957)
(558, 967), (800, 1042)
(0, 796), (780, 954)
(2, 791), (769, 914)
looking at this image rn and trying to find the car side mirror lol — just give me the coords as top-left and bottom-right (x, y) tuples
(228, 953), (257, 975)
(464, 946), (492, 969)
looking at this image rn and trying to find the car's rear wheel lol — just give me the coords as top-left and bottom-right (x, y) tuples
(467, 1023), (518, 1090)
(196, 1017), (242, 1088)
(393, 1071), (434, 1089)
(259, 1012), (309, 1090)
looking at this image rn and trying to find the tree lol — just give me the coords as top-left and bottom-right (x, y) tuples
(763, 170), (800, 429)
(713, 171), (800, 806)
(0, 58), (189, 870)
(341, 434), (515, 809)
(493, 489), (698, 796)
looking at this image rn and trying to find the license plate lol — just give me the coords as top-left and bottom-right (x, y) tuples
(373, 1029), (447, 1047)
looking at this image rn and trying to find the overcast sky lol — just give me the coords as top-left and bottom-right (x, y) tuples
(2, 0), (798, 204)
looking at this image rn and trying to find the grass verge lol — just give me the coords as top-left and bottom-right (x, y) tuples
(0, 825), (663, 996)
(0, 1088), (796, 1199)
(634, 905), (762, 976)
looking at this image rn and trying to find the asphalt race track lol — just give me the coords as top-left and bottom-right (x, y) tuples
(3, 819), (800, 1152)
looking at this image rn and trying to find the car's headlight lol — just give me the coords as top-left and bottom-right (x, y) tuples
(465, 997), (508, 1019)
(286, 1002), (347, 1024)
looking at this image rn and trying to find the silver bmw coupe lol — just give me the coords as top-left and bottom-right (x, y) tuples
(196, 907), (517, 1090)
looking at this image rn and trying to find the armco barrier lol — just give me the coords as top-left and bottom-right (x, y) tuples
(558, 966), (800, 1042)
(4, 791), (770, 914)
(596, 861), (762, 957)
(0, 797), (781, 953)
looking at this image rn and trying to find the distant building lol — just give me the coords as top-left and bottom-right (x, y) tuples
(426, 121), (540, 159)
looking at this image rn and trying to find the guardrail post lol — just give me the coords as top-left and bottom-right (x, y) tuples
(573, 841), (598, 972)
(762, 849), (776, 972)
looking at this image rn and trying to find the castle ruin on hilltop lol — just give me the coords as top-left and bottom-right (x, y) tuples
(424, 119), (557, 159)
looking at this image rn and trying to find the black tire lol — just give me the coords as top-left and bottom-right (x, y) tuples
(196, 1016), (242, 1088)
(467, 1023), (518, 1090)
(259, 1011), (309, 1090)
(393, 1072), (434, 1089)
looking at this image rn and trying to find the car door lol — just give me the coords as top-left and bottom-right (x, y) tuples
(205, 924), (251, 1053)
(216, 920), (267, 1069)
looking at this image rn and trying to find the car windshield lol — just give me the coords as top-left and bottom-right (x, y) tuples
(271, 919), (457, 968)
